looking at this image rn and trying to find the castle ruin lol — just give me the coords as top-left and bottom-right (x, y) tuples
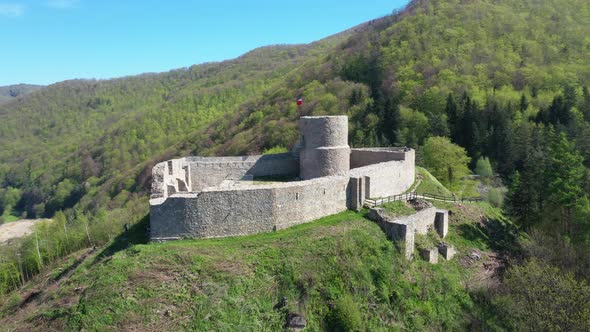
(149, 115), (415, 241)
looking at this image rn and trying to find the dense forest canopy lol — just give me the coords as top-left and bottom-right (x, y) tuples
(1, 0), (590, 327)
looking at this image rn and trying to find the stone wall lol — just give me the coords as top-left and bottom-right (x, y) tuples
(151, 153), (299, 201)
(367, 206), (449, 259)
(347, 149), (415, 209)
(273, 176), (349, 230)
(150, 147), (416, 240)
(377, 207), (437, 259)
(150, 175), (349, 240)
(350, 148), (408, 169)
(150, 158), (192, 200)
(349, 149), (415, 200)
(187, 153), (299, 191)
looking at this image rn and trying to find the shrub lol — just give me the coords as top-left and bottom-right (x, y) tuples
(475, 157), (493, 178)
(331, 293), (362, 331)
(486, 188), (504, 208)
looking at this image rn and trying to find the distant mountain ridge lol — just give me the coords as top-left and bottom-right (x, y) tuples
(0, 84), (44, 105)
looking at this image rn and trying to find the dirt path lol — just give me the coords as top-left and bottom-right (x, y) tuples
(407, 176), (423, 193)
(0, 219), (51, 244)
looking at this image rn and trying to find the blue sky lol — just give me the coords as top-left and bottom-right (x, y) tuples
(0, 0), (409, 86)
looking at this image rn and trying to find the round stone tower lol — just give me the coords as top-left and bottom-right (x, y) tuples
(299, 116), (350, 180)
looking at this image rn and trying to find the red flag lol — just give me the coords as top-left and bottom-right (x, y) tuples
(296, 98), (303, 106)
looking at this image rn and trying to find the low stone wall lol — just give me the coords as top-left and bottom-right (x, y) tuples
(151, 153), (299, 201)
(187, 153), (299, 191)
(367, 206), (449, 259)
(150, 175), (349, 240)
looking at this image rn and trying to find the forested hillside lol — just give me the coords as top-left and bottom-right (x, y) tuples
(1, 0), (590, 327)
(2, 0), (589, 220)
(0, 36), (349, 220)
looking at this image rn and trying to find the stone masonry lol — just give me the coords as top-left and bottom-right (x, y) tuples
(149, 115), (415, 241)
(367, 205), (449, 260)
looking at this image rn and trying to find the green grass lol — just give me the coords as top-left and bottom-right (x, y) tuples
(414, 230), (442, 251)
(452, 178), (480, 198)
(428, 200), (521, 254)
(415, 167), (482, 199)
(381, 201), (416, 218)
(0, 210), (20, 223)
(2, 214), (20, 223)
(0, 207), (512, 331)
(415, 167), (453, 197)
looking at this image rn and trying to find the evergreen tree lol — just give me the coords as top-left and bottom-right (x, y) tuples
(506, 171), (534, 228)
(563, 85), (577, 111)
(379, 92), (401, 145)
(475, 157), (493, 177)
(519, 93), (529, 112)
(445, 93), (458, 142)
(547, 132), (585, 237)
(582, 86), (590, 121)
(548, 96), (571, 127)
(507, 125), (551, 229)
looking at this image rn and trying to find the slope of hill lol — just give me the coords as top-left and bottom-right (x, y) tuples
(0, 202), (516, 331)
(0, 84), (44, 105)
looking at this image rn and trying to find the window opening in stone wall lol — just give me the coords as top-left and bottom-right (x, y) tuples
(168, 161), (173, 175)
(182, 165), (189, 185)
(167, 185), (176, 196)
(177, 179), (188, 192)
(296, 193), (299, 200)
(323, 188), (326, 195)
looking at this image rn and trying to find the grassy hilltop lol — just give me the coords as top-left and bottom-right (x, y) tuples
(1, 166), (588, 331)
(0, 199), (516, 331)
